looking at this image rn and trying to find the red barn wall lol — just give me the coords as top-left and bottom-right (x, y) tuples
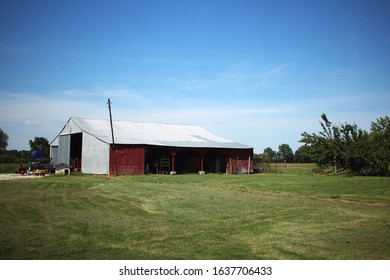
(109, 145), (145, 175)
(226, 148), (254, 174)
(229, 159), (253, 174)
(109, 145), (253, 175)
(226, 148), (253, 159)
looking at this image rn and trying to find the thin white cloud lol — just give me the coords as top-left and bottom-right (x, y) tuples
(257, 63), (291, 86)
(0, 87), (293, 150)
(1, 84), (387, 152)
(124, 57), (215, 67)
(174, 62), (294, 99)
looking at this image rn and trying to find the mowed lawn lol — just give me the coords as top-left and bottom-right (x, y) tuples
(0, 169), (389, 259)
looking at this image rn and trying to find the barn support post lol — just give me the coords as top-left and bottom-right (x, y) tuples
(107, 98), (118, 176)
(198, 150), (206, 175)
(170, 151), (176, 175)
(226, 157), (233, 174)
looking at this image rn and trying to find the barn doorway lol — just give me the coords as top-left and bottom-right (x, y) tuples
(144, 148), (171, 174)
(144, 147), (230, 174)
(70, 133), (82, 171)
(204, 150), (227, 173)
(175, 150), (200, 173)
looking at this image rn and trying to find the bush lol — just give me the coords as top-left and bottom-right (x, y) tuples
(0, 163), (21, 173)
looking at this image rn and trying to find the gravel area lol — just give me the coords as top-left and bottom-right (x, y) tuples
(0, 174), (45, 180)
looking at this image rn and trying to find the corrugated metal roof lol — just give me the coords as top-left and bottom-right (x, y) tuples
(69, 117), (252, 149)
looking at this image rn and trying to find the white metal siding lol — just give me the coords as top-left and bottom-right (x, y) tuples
(50, 146), (58, 164)
(60, 119), (83, 135)
(58, 135), (70, 164)
(81, 132), (110, 175)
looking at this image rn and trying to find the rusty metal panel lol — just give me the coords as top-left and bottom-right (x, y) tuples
(110, 146), (145, 175)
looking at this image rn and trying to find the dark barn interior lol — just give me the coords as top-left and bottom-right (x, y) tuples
(144, 147), (229, 174)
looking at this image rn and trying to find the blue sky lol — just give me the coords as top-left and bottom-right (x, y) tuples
(1, 0), (389, 153)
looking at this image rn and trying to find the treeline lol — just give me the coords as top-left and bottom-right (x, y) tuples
(0, 128), (50, 164)
(299, 114), (389, 176)
(0, 150), (31, 164)
(254, 114), (389, 176)
(254, 144), (313, 165)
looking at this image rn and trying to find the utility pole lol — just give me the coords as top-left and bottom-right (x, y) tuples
(108, 98), (118, 176)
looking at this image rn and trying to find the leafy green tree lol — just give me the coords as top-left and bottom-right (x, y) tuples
(295, 145), (312, 163)
(300, 114), (342, 171)
(339, 123), (370, 174)
(253, 153), (270, 172)
(263, 147), (277, 162)
(369, 116), (390, 175)
(278, 144), (294, 163)
(29, 137), (50, 157)
(300, 114), (389, 175)
(0, 128), (8, 154)
(253, 153), (263, 164)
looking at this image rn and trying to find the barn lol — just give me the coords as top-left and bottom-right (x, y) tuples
(50, 117), (253, 175)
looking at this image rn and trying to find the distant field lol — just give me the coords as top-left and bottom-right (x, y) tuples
(0, 170), (389, 259)
(267, 162), (317, 173)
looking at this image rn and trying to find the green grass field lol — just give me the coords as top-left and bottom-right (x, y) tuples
(0, 167), (389, 260)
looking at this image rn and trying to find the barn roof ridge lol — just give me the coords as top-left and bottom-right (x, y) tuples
(72, 116), (201, 127)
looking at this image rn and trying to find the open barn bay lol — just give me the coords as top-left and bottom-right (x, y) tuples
(1, 171), (389, 259)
